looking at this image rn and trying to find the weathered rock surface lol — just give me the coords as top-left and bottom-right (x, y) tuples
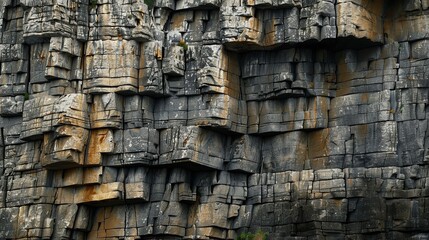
(1, 0), (429, 239)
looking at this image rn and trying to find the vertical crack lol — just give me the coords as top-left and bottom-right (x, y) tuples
(1, 127), (6, 206)
(1, 127), (5, 176)
(121, 101), (129, 239)
(25, 44), (31, 97)
(334, 0), (339, 40)
(80, 41), (87, 93)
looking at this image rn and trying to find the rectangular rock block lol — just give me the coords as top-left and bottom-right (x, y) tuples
(158, 126), (226, 170)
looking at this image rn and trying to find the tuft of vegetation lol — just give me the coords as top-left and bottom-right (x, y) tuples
(236, 229), (268, 240)
(178, 38), (188, 51)
(144, 0), (155, 9)
(89, 0), (97, 9)
(24, 92), (30, 101)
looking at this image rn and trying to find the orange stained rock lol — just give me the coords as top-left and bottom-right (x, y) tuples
(263, 17), (276, 46)
(80, 182), (124, 204)
(336, 0), (384, 42)
(170, 13), (187, 30)
(86, 129), (114, 165)
(308, 129), (330, 159)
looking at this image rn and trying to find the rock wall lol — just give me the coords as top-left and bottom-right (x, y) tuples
(0, 0), (429, 239)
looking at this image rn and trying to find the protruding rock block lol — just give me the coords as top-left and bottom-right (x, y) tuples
(20, 93), (88, 140)
(243, 48), (336, 100)
(197, 45), (241, 98)
(41, 125), (89, 169)
(138, 41), (164, 95)
(50, 93), (89, 128)
(158, 126), (227, 169)
(0, 42), (29, 96)
(23, 0), (89, 41)
(123, 95), (155, 128)
(336, 0), (384, 42)
(163, 46), (185, 76)
(52, 167), (103, 187)
(0, 96), (24, 116)
(188, 94), (248, 133)
(154, 96), (188, 128)
(227, 135), (261, 173)
(220, 4), (260, 47)
(90, 93), (123, 129)
(105, 127), (159, 166)
(56, 182), (124, 204)
(87, 129), (114, 166)
(154, 94), (247, 133)
(88, 0), (152, 41)
(248, 96), (329, 134)
(84, 40), (140, 94)
(20, 96), (56, 140)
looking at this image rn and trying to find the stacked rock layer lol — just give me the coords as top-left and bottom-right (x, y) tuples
(1, 0), (429, 239)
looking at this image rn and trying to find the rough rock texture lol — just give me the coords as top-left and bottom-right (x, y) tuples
(1, 0), (429, 239)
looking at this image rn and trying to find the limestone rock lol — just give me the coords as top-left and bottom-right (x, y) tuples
(1, 0), (429, 239)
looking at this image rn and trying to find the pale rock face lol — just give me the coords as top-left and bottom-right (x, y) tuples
(1, 0), (429, 239)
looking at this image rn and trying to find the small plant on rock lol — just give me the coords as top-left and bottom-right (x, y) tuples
(144, 0), (155, 9)
(236, 229), (268, 240)
(89, 0), (97, 9)
(178, 38), (188, 51)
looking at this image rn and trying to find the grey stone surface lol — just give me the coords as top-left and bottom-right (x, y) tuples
(1, 0), (429, 239)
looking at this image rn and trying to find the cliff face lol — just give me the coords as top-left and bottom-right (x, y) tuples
(1, 0), (429, 239)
